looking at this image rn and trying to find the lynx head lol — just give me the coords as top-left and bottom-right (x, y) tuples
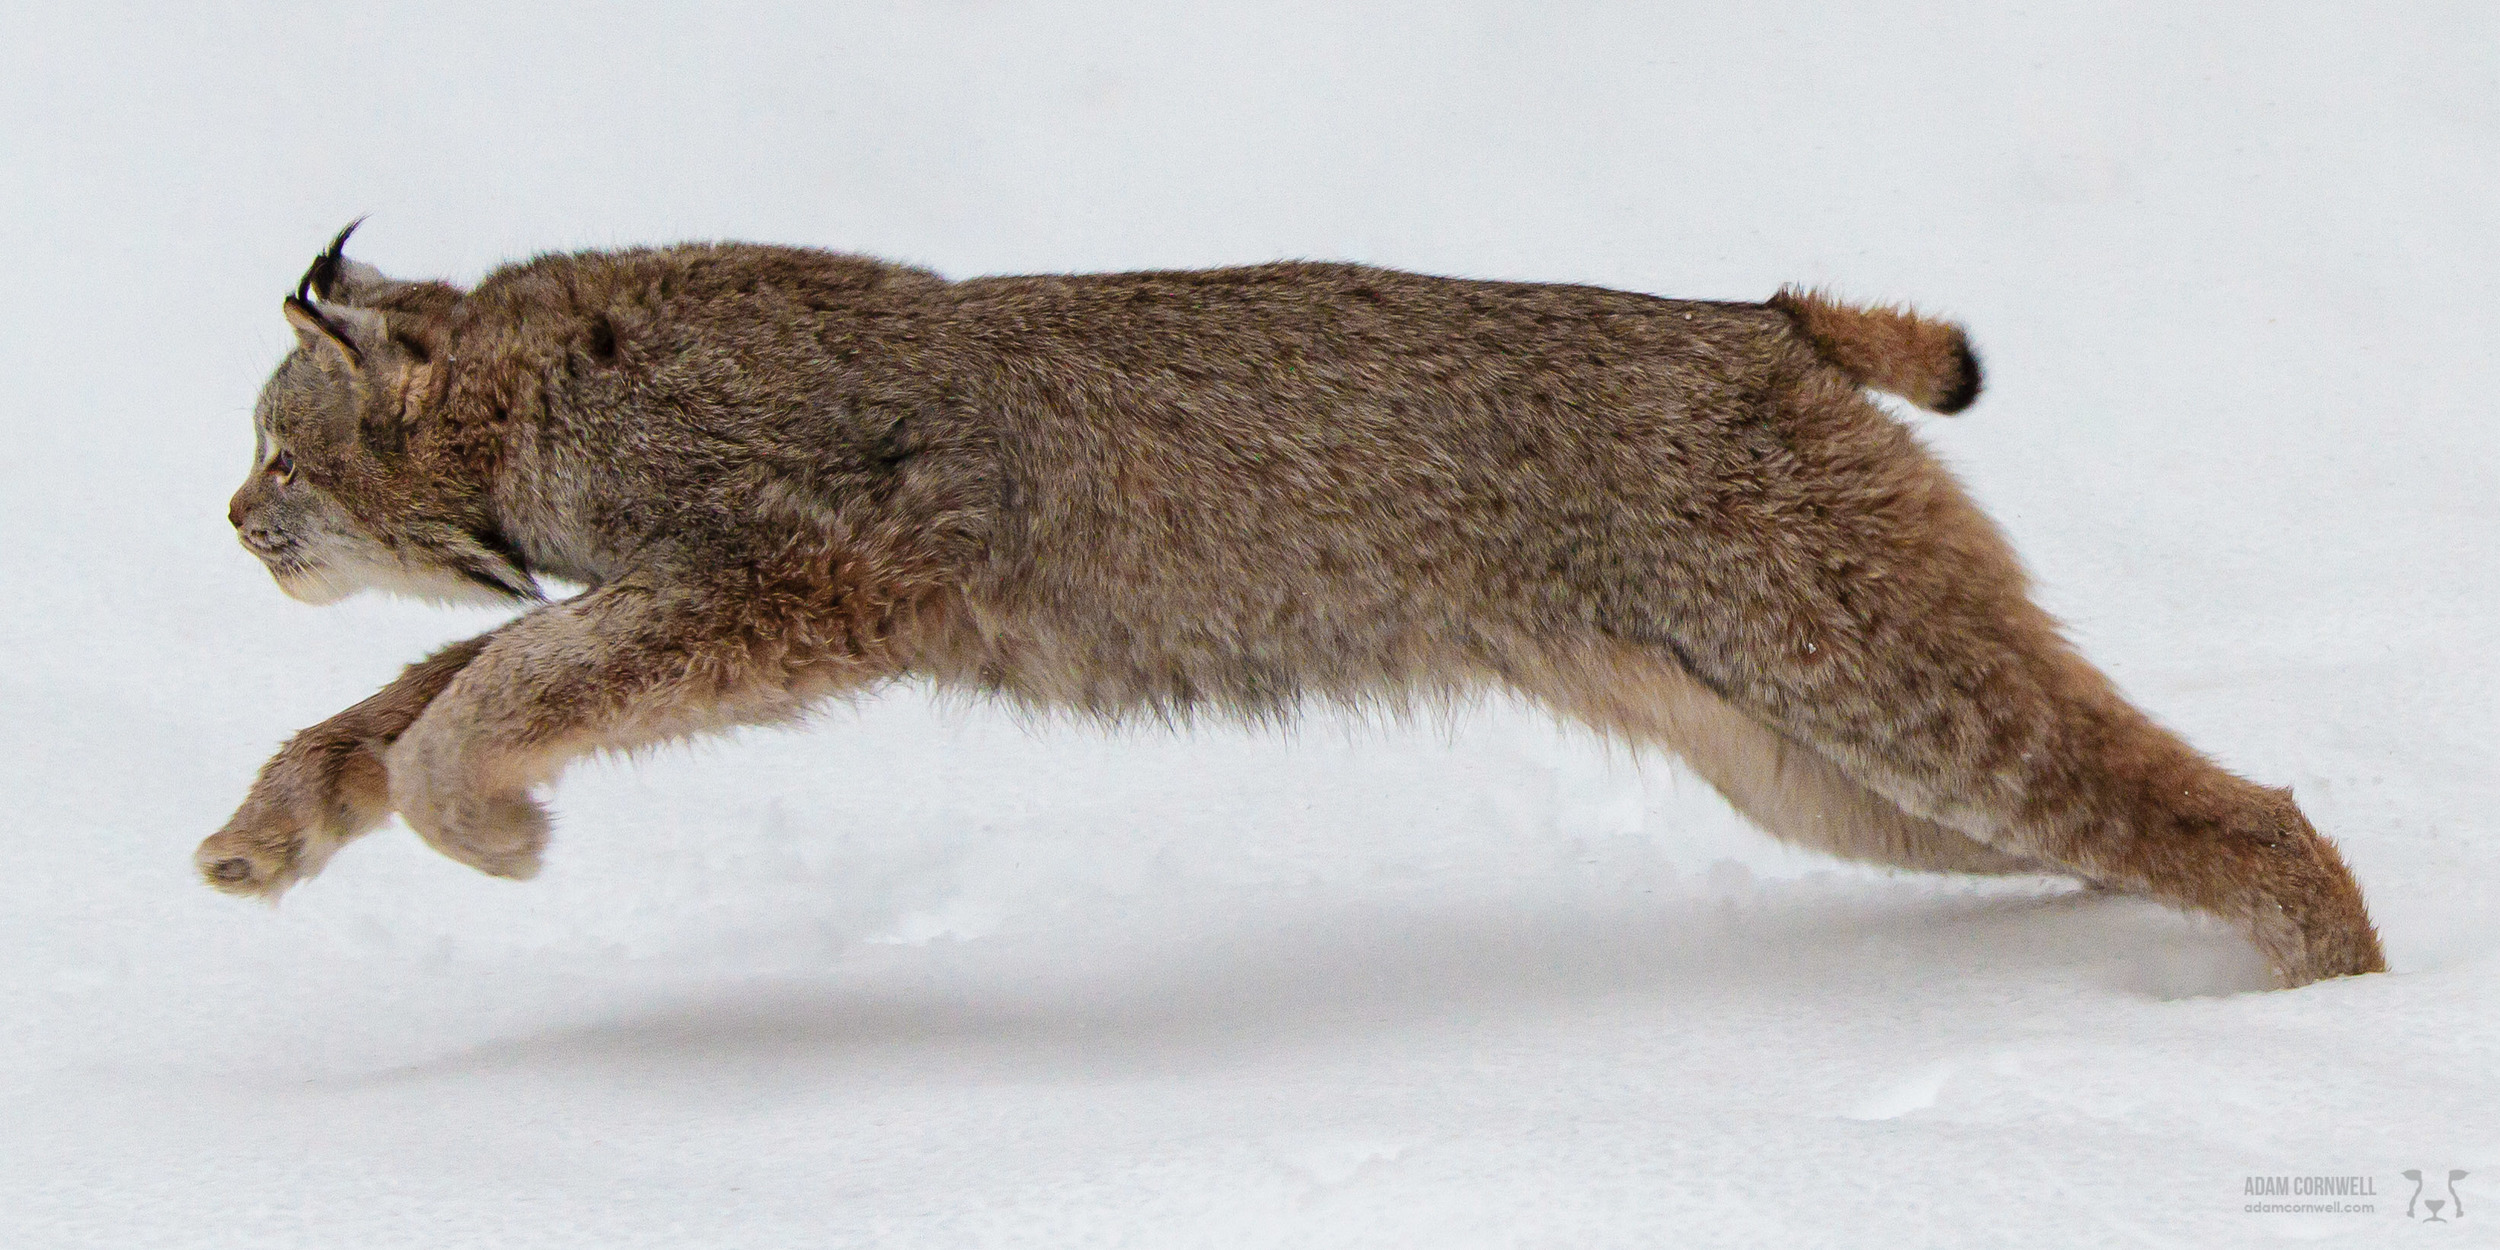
(229, 222), (539, 607)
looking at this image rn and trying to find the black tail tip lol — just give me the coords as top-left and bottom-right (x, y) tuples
(1933, 338), (1983, 414)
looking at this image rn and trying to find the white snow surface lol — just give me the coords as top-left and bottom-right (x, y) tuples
(3, 5), (2495, 1246)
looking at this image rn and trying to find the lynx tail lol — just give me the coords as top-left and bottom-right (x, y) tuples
(1769, 286), (1983, 414)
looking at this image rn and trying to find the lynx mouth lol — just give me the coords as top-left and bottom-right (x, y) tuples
(239, 531), (291, 557)
(237, 530), (314, 578)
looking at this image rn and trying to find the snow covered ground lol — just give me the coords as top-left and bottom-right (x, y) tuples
(3, 4), (2494, 1245)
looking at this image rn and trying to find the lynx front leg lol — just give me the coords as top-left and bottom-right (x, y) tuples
(383, 575), (895, 880)
(197, 635), (494, 897)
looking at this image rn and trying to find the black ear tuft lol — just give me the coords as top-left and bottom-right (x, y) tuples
(295, 217), (369, 305)
(283, 294), (365, 369)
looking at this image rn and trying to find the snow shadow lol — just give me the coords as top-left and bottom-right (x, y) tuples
(361, 879), (2268, 1088)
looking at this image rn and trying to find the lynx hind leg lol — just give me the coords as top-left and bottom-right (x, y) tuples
(1528, 641), (2061, 879)
(1795, 639), (2382, 988)
(1631, 387), (2383, 986)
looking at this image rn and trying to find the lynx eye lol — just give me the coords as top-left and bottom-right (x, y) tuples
(268, 450), (295, 483)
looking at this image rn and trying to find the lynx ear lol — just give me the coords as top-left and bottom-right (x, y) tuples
(283, 295), (388, 371)
(293, 217), (417, 310)
(285, 219), (435, 370)
(299, 217), (411, 305)
(327, 256), (405, 302)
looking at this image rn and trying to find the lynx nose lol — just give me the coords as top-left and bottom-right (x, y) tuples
(228, 498), (245, 529)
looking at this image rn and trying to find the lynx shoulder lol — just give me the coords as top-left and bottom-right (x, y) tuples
(199, 225), (2384, 990)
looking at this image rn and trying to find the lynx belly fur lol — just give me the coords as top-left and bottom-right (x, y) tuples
(201, 224), (2386, 988)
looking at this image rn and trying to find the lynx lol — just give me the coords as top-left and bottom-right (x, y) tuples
(198, 224), (2385, 988)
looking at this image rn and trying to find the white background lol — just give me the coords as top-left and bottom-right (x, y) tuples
(2, 4), (2492, 1245)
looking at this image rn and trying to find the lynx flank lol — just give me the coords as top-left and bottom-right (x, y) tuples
(201, 225), (2385, 989)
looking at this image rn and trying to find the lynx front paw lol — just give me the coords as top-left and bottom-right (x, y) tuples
(387, 721), (555, 881)
(196, 744), (374, 899)
(195, 805), (333, 900)
(196, 828), (293, 899)
(395, 785), (551, 880)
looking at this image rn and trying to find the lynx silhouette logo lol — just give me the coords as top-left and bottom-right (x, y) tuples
(2402, 1169), (2469, 1223)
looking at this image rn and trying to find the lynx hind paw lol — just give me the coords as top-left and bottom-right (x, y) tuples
(2252, 908), (2389, 989)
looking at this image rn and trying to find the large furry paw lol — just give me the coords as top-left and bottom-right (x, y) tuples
(386, 722), (552, 880)
(194, 752), (360, 899)
(198, 723), (397, 899)
(391, 778), (551, 880)
(2251, 902), (2389, 989)
(195, 814), (321, 900)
